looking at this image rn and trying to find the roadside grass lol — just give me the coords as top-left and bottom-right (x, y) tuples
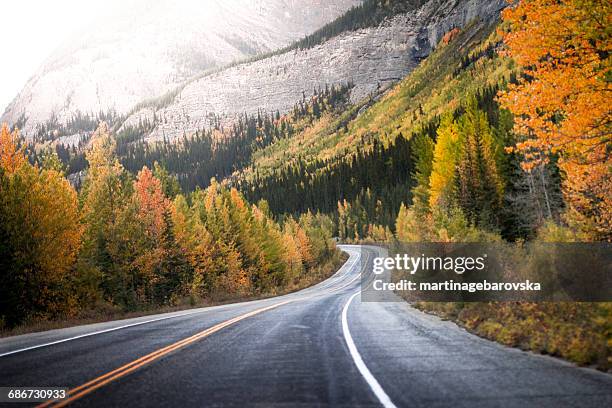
(0, 251), (348, 339)
(413, 301), (612, 372)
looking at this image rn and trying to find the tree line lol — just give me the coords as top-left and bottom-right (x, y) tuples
(0, 123), (337, 329)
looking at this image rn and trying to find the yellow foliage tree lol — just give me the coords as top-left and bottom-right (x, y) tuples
(81, 123), (127, 243)
(429, 114), (462, 209)
(0, 126), (82, 325)
(284, 217), (314, 267)
(172, 194), (216, 295)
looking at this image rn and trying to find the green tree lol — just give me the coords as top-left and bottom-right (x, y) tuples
(410, 132), (434, 215)
(40, 148), (66, 174)
(455, 100), (503, 229)
(153, 161), (182, 199)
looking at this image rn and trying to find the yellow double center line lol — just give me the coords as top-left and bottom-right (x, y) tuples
(37, 249), (369, 407)
(37, 300), (294, 408)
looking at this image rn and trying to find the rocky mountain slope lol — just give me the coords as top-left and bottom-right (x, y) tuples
(122, 0), (506, 142)
(1, 0), (361, 137)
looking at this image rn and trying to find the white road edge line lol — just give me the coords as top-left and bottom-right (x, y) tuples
(342, 291), (397, 408)
(0, 309), (207, 358)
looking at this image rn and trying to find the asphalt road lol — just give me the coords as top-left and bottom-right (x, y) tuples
(1, 245), (611, 407)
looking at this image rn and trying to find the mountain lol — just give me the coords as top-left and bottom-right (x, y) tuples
(102, 0), (510, 217)
(1, 0), (362, 137)
(18, 0), (509, 193)
(118, 0), (505, 142)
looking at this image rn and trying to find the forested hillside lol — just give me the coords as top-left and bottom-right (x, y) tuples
(234, 18), (519, 240)
(30, 84), (353, 191)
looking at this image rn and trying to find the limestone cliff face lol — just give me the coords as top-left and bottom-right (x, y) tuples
(124, 0), (506, 142)
(1, 0), (361, 136)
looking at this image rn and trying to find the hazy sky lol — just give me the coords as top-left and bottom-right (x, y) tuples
(0, 0), (127, 113)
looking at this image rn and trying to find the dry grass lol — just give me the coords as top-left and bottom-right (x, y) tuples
(413, 301), (612, 372)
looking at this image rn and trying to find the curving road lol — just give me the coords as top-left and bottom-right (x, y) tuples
(1, 245), (611, 407)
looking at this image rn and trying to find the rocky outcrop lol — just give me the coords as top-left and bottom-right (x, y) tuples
(125, 0), (507, 142)
(2, 0), (361, 137)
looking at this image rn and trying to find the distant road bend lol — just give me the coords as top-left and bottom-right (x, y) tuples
(1, 245), (611, 407)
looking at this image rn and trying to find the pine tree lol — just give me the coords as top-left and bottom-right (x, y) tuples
(152, 209), (193, 304)
(153, 161), (182, 199)
(455, 100), (503, 229)
(410, 131), (434, 215)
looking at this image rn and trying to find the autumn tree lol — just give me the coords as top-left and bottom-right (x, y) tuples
(250, 203), (288, 290)
(131, 166), (191, 304)
(429, 114), (462, 209)
(228, 188), (265, 279)
(396, 204), (426, 242)
(299, 211), (334, 263)
(498, 0), (612, 240)
(0, 124), (25, 174)
(283, 217), (314, 268)
(172, 194), (217, 297)
(0, 126), (82, 326)
(79, 123), (131, 303)
(281, 230), (304, 283)
(134, 166), (170, 239)
(192, 181), (251, 296)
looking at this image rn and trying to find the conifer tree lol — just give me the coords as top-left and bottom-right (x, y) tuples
(410, 132), (434, 215)
(153, 161), (181, 199)
(429, 114), (462, 210)
(455, 100), (503, 229)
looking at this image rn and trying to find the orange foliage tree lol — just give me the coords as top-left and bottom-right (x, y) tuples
(0, 124), (25, 174)
(132, 166), (191, 303)
(134, 166), (171, 239)
(498, 0), (611, 240)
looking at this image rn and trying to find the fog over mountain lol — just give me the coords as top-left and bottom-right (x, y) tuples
(1, 0), (361, 136)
